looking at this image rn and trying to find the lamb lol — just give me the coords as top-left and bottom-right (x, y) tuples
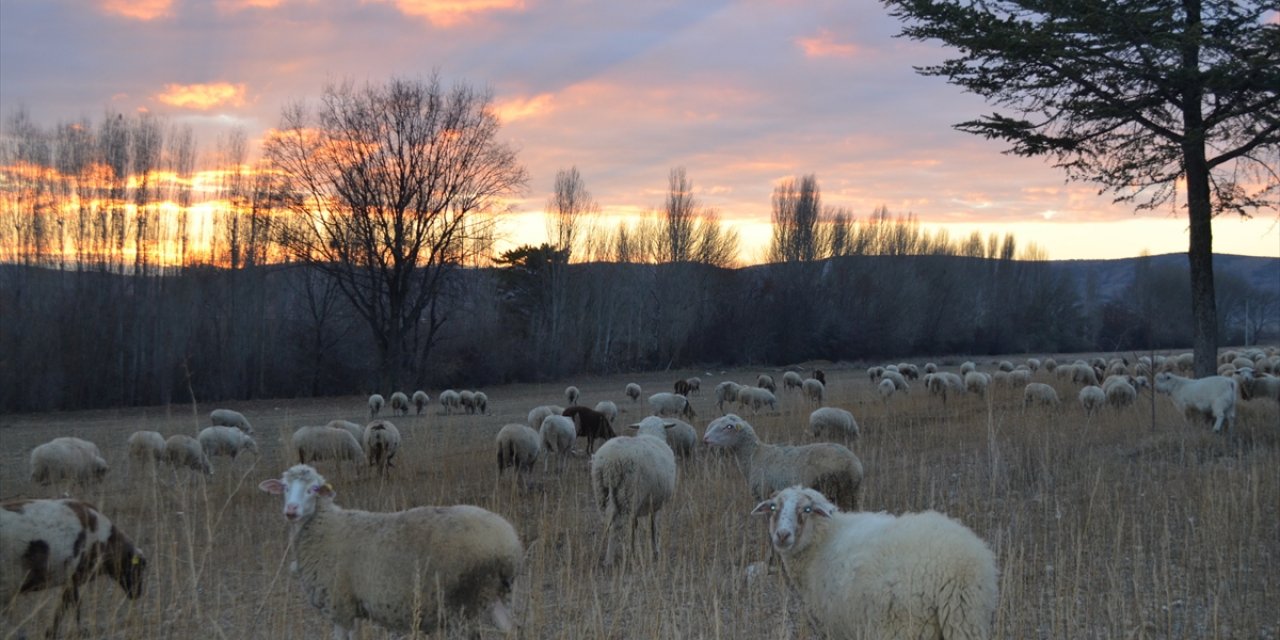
(715, 381), (743, 412)
(750, 486), (997, 640)
(326, 419), (366, 444)
(1154, 372), (1238, 433)
(363, 420), (401, 475)
(198, 426), (259, 459)
(210, 408), (254, 434)
(1023, 382), (1061, 408)
(388, 391), (410, 416)
(527, 404), (566, 430)
(291, 426), (364, 465)
(649, 391), (697, 419)
(593, 400), (620, 423)
(877, 377), (897, 401)
(412, 390), (430, 415)
(495, 423), (540, 478)
(736, 386), (778, 414)
(964, 371), (991, 398)
(702, 414), (862, 511)
(756, 374), (776, 393)
(538, 414), (576, 470)
(367, 394), (385, 418)
(625, 382), (642, 403)
(258, 465), (523, 638)
(564, 405), (617, 453)
(164, 434), (213, 475)
(783, 371), (804, 391)
(439, 389), (462, 415)
(1078, 385), (1105, 416)
(809, 407), (859, 442)
(30, 437), (109, 486)
(565, 385), (581, 405)
(0, 499), (147, 638)
(127, 430), (166, 462)
(591, 417), (677, 567)
(801, 378), (825, 404)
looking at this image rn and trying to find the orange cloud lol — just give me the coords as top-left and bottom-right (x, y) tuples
(154, 83), (248, 110)
(491, 93), (555, 123)
(796, 29), (858, 58)
(100, 0), (172, 20)
(371, 0), (526, 27)
(218, 0), (287, 10)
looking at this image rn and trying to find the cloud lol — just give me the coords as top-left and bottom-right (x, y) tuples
(796, 29), (859, 58)
(218, 0), (289, 10)
(154, 83), (248, 110)
(100, 0), (173, 20)
(491, 93), (555, 123)
(368, 0), (526, 27)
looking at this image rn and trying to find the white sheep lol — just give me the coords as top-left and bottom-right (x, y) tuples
(960, 361), (976, 375)
(538, 414), (576, 470)
(0, 498), (147, 638)
(715, 381), (743, 412)
(367, 394), (385, 418)
(439, 389), (462, 415)
(1042, 357), (1058, 372)
(164, 434), (212, 475)
(801, 378), (825, 404)
(1027, 358), (1041, 372)
(1238, 370), (1280, 403)
(565, 385), (580, 405)
(809, 407), (859, 441)
(625, 382), (642, 403)
(1078, 385), (1105, 416)
(198, 426), (259, 459)
(783, 371), (804, 391)
(964, 371), (991, 398)
(702, 414), (862, 511)
(649, 391), (696, 418)
(460, 390), (477, 413)
(1023, 382), (1061, 408)
(496, 423), (540, 478)
(388, 391), (410, 416)
(926, 371), (966, 403)
(527, 404), (566, 430)
(591, 417), (677, 567)
(593, 400), (620, 423)
(326, 419), (366, 445)
(1103, 376), (1137, 409)
(30, 437), (109, 486)
(867, 366), (884, 381)
(757, 374), (777, 393)
(686, 376), (702, 394)
(291, 426), (364, 465)
(209, 408), (254, 434)
(1154, 372), (1238, 433)
(363, 420), (401, 475)
(1008, 368), (1032, 387)
(736, 386), (778, 414)
(751, 486), (997, 640)
(258, 465), (523, 638)
(877, 377), (897, 401)
(412, 390), (430, 415)
(473, 391), (489, 415)
(127, 430), (166, 462)
(630, 415), (697, 459)
(923, 362), (938, 374)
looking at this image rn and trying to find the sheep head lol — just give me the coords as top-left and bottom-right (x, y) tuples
(702, 414), (754, 448)
(751, 486), (836, 553)
(259, 464), (334, 522)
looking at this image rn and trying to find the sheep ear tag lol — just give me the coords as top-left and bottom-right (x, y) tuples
(312, 483), (335, 497)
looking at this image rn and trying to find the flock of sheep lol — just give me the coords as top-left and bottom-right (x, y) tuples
(4, 345), (1278, 638)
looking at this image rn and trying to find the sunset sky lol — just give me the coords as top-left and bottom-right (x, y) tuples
(2, 0), (1277, 263)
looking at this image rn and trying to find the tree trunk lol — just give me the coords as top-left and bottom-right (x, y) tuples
(1181, 0), (1217, 380)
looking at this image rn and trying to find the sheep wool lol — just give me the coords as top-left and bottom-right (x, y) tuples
(210, 408), (254, 434)
(363, 420), (401, 475)
(127, 430), (166, 462)
(809, 407), (859, 441)
(388, 392), (410, 417)
(1154, 372), (1238, 432)
(591, 419), (677, 566)
(30, 437), (109, 486)
(496, 423), (540, 476)
(291, 426), (363, 465)
(165, 435), (213, 475)
(412, 390), (430, 415)
(198, 426), (259, 459)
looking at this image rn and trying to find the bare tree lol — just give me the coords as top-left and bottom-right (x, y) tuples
(546, 166), (598, 261)
(267, 76), (527, 389)
(663, 167), (697, 263)
(769, 174), (822, 262)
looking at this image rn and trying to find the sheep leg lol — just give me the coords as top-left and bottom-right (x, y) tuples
(649, 511), (660, 561)
(488, 597), (516, 634)
(329, 623), (354, 640)
(47, 585), (79, 639)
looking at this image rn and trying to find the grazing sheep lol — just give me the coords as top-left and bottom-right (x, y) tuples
(198, 426), (259, 459)
(291, 426), (364, 465)
(326, 419), (366, 445)
(363, 420), (401, 476)
(1154, 372), (1238, 433)
(367, 394), (385, 418)
(258, 465), (522, 637)
(565, 385), (581, 405)
(127, 430), (165, 462)
(1238, 371), (1280, 403)
(813, 369), (826, 386)
(563, 405), (617, 454)
(809, 407), (859, 442)
(686, 377), (702, 394)
(702, 414), (862, 511)
(0, 499), (147, 638)
(1044, 357), (1058, 372)
(1079, 386), (1106, 416)
(783, 371), (804, 391)
(960, 361), (977, 375)
(715, 381), (743, 412)
(756, 374), (776, 393)
(674, 379), (693, 396)
(877, 378), (897, 401)
(625, 383), (642, 403)
(210, 408), (254, 434)
(539, 415), (576, 470)
(439, 389), (462, 415)
(998, 360), (1015, 372)
(495, 423), (540, 478)
(630, 416), (698, 459)
(927, 371), (966, 403)
(388, 392), (410, 417)
(164, 435), (213, 475)
(1072, 364), (1101, 386)
(1008, 368), (1032, 387)
(527, 404), (566, 430)
(750, 486), (997, 640)
(593, 400), (620, 423)
(412, 390), (430, 415)
(473, 391), (489, 415)
(1027, 358), (1041, 372)
(867, 366), (884, 382)
(460, 390), (477, 414)
(1023, 382), (1061, 408)
(923, 362), (938, 374)
(964, 371), (991, 398)
(649, 392), (697, 419)
(802, 378), (825, 404)
(736, 386), (778, 414)
(591, 417), (677, 567)
(30, 437), (109, 486)
(1103, 376), (1138, 409)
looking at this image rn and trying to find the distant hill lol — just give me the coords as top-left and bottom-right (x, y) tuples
(1051, 252), (1278, 301)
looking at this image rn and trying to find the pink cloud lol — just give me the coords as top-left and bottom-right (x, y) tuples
(369, 0), (526, 27)
(491, 93), (555, 123)
(796, 29), (859, 58)
(154, 83), (249, 110)
(100, 0), (172, 20)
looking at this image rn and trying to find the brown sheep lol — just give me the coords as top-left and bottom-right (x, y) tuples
(563, 406), (617, 454)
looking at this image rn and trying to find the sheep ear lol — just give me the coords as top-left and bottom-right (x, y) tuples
(750, 500), (776, 516)
(663, 422), (677, 429)
(808, 501), (834, 518)
(258, 479), (285, 495)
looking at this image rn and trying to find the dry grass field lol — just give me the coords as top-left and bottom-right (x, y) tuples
(1, 360), (1277, 639)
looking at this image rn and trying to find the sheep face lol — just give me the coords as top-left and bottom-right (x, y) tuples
(702, 414), (753, 448)
(259, 465), (333, 523)
(109, 536), (148, 599)
(751, 486), (836, 553)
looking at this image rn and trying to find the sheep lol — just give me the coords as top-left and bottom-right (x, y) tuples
(412, 390), (430, 415)
(809, 407), (859, 442)
(258, 465), (523, 638)
(388, 391), (410, 416)
(1238, 370), (1280, 403)
(1043, 357), (1058, 372)
(127, 430), (165, 462)
(1009, 368), (1033, 387)
(899, 364), (919, 380)
(664, 420), (698, 458)
(539, 414), (576, 470)
(591, 416), (677, 567)
(1027, 357), (1041, 372)
(495, 423), (540, 478)
(210, 408), (254, 434)
(750, 486), (997, 640)
(960, 361), (976, 375)
(593, 400), (620, 423)
(813, 369), (826, 386)
(674, 379), (693, 396)
(326, 419), (366, 445)
(923, 362), (938, 374)
(291, 426), (364, 465)
(686, 377), (701, 394)
(927, 371), (966, 403)
(363, 420), (401, 476)
(802, 378), (825, 404)
(527, 404), (566, 430)
(1154, 372), (1238, 433)
(702, 414), (862, 511)
(565, 385), (581, 405)
(1072, 363), (1101, 386)
(0, 498), (147, 638)
(198, 426), (259, 459)
(30, 437), (109, 486)
(877, 378), (897, 402)
(625, 382), (642, 403)
(997, 360), (1014, 372)
(867, 366), (884, 382)
(439, 389), (461, 415)
(1079, 385), (1105, 416)
(473, 391), (489, 415)
(460, 390), (477, 413)
(736, 386), (778, 414)
(367, 394), (385, 418)
(649, 391), (697, 419)
(1023, 382), (1061, 408)
(563, 405), (617, 454)
(783, 371), (804, 391)
(964, 371), (991, 398)
(756, 374), (776, 393)
(1103, 376), (1137, 409)
(715, 381), (743, 412)
(164, 434), (213, 475)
